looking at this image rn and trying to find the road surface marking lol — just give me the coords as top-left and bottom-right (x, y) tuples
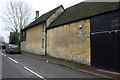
(8, 57), (18, 64)
(1, 53), (6, 56)
(24, 67), (46, 80)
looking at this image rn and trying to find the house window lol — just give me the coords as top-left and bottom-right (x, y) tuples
(111, 17), (120, 28)
(42, 39), (44, 48)
(22, 31), (26, 41)
(23, 32), (25, 37)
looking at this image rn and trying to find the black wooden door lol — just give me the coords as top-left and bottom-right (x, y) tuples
(91, 31), (120, 72)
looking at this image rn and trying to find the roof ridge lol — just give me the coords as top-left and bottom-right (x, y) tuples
(49, 2), (119, 28)
(22, 5), (63, 30)
(39, 5), (63, 20)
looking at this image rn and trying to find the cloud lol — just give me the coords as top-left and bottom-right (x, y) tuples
(85, 0), (120, 2)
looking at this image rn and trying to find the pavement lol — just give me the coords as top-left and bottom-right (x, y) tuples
(1, 49), (120, 79)
(21, 52), (120, 79)
(1, 50), (102, 79)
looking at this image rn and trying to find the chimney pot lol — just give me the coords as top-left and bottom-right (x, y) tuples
(35, 11), (39, 19)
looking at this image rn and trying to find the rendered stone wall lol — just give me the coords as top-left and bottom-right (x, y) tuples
(47, 19), (91, 65)
(21, 41), (26, 51)
(25, 24), (45, 55)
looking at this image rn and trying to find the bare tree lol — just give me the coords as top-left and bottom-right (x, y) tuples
(0, 36), (4, 43)
(1, 0), (34, 32)
(0, 0), (35, 47)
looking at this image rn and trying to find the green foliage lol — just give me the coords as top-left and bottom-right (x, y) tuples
(9, 32), (19, 44)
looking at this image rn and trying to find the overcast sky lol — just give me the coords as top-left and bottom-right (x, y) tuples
(0, 0), (119, 42)
(0, 0), (85, 42)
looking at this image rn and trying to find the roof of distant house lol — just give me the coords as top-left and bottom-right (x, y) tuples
(22, 5), (64, 30)
(48, 2), (120, 29)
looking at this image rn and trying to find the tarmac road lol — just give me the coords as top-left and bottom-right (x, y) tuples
(1, 49), (111, 80)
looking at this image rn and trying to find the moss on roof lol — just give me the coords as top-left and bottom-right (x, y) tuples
(48, 2), (119, 29)
(23, 5), (63, 30)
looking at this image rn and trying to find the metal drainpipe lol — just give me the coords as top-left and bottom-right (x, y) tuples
(45, 23), (47, 56)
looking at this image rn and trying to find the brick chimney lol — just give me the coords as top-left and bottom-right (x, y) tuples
(35, 11), (39, 19)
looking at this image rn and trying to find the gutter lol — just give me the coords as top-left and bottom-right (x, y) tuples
(22, 20), (46, 31)
(47, 9), (120, 30)
(45, 23), (47, 56)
